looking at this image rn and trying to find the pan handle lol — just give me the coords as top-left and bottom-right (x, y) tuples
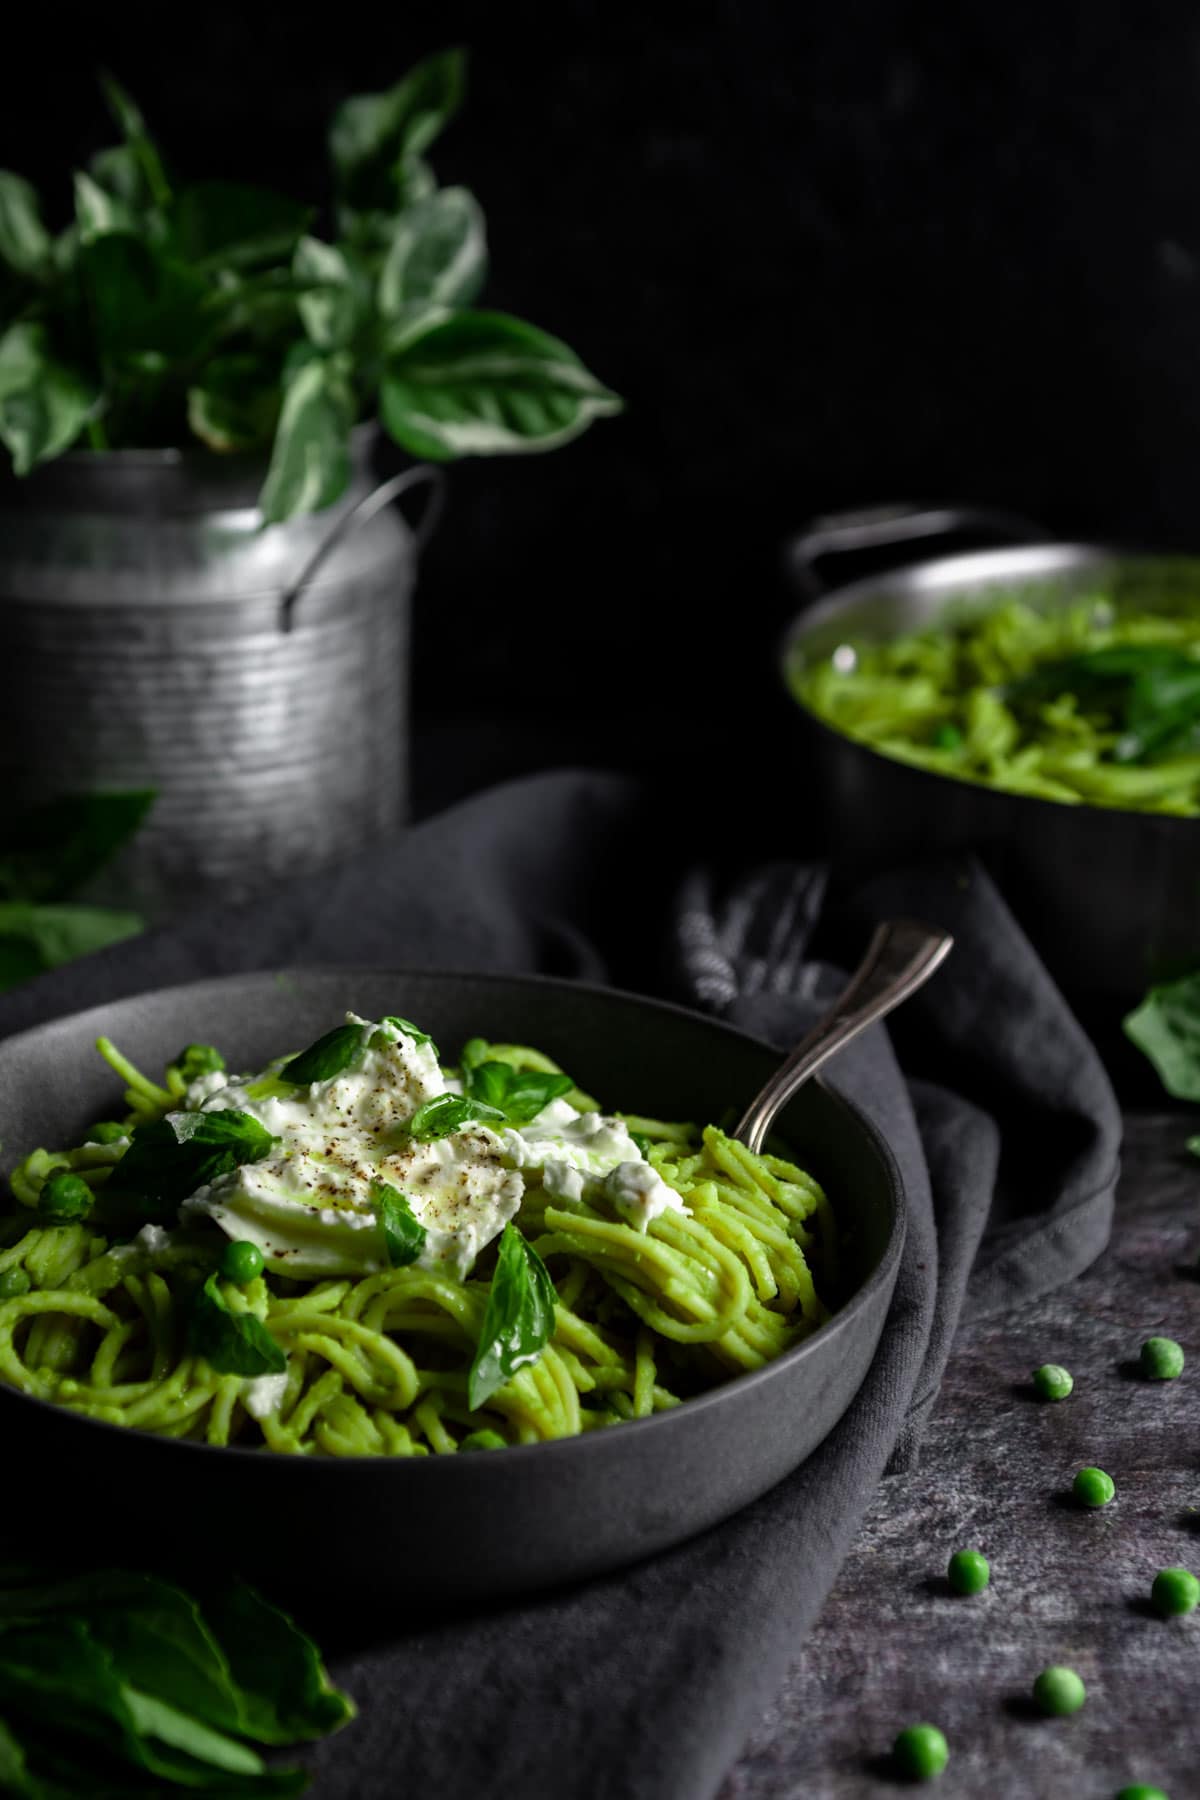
(784, 502), (1052, 600)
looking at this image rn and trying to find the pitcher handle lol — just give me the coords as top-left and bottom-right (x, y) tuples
(279, 463), (445, 634)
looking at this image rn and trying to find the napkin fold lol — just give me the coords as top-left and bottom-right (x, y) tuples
(0, 770), (1122, 1800)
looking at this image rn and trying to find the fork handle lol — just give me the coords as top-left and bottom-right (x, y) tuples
(731, 920), (954, 1154)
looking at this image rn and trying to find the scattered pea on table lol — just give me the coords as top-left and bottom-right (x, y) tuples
(1073, 1466), (1116, 1508)
(1115, 1787), (1170, 1800)
(1032, 1362), (1073, 1400)
(1032, 1666), (1087, 1716)
(946, 1549), (990, 1595)
(892, 1723), (949, 1781)
(1140, 1337), (1184, 1381)
(1150, 1567), (1199, 1617)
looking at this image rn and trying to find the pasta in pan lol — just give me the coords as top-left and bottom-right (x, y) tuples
(791, 594), (1200, 815)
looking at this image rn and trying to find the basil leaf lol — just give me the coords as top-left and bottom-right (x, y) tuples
(378, 187), (487, 317)
(280, 1023), (366, 1085)
(0, 1618), (308, 1792)
(0, 1720), (29, 1794)
(107, 1108), (277, 1223)
(468, 1224), (557, 1410)
(1118, 659), (1200, 763)
(125, 1687), (268, 1775)
(0, 323), (97, 475)
(382, 1014), (437, 1053)
(172, 1043), (226, 1082)
(257, 345), (354, 525)
(79, 232), (209, 360)
(73, 170), (134, 242)
(0, 903), (143, 994)
(370, 1178), (426, 1266)
(330, 48), (466, 214)
(197, 1579), (355, 1744)
(0, 939), (42, 993)
(465, 1059), (574, 1125)
(1008, 646), (1200, 765)
(99, 71), (172, 211)
(0, 172), (51, 278)
(459, 1036), (488, 1073)
(294, 235), (361, 351)
(0, 1568), (354, 1749)
(381, 309), (622, 460)
(1124, 970), (1200, 1101)
(407, 1093), (505, 1141)
(172, 182), (312, 273)
(88, 143), (157, 214)
(188, 352), (281, 453)
(188, 1273), (285, 1377)
(0, 789), (154, 903)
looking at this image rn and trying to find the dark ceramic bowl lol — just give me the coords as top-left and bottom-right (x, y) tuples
(0, 968), (905, 1604)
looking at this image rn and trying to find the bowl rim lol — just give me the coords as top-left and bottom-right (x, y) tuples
(779, 537), (1200, 832)
(0, 963), (908, 1472)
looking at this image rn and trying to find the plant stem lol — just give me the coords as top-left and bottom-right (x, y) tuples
(87, 417), (110, 452)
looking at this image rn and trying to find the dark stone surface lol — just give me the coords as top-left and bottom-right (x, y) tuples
(719, 1112), (1200, 1798)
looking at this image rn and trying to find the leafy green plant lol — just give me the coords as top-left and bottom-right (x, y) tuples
(0, 50), (621, 523)
(0, 1564), (353, 1793)
(1124, 968), (1200, 1160)
(1124, 968), (1200, 1104)
(0, 791), (153, 992)
(1124, 969), (1200, 1157)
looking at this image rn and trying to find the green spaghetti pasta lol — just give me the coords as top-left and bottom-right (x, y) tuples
(790, 592), (1200, 815)
(0, 1011), (837, 1456)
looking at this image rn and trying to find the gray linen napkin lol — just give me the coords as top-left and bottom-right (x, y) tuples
(0, 770), (1121, 1800)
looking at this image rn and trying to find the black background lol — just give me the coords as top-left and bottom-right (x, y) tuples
(7, 1), (1200, 820)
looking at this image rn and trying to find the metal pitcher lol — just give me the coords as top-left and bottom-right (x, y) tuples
(0, 427), (441, 919)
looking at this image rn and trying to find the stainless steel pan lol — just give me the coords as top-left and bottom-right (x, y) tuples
(779, 504), (1200, 1023)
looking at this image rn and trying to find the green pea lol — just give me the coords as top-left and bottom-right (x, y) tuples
(0, 1268), (31, 1299)
(1073, 1466), (1115, 1508)
(1033, 1362), (1073, 1400)
(84, 1121), (128, 1145)
(37, 1172), (94, 1221)
(947, 1549), (990, 1595)
(1115, 1786), (1169, 1799)
(1150, 1567), (1199, 1617)
(1033, 1665), (1086, 1716)
(931, 723), (963, 751)
(174, 1043), (226, 1081)
(218, 1240), (265, 1286)
(1140, 1337), (1184, 1381)
(892, 1723), (949, 1780)
(458, 1430), (507, 1453)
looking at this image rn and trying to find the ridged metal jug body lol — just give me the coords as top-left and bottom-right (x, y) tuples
(0, 433), (426, 919)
